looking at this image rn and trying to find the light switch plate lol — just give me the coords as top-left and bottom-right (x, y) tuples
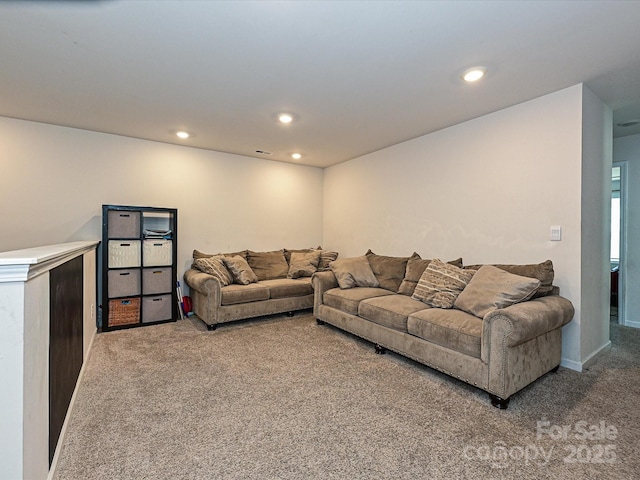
(550, 225), (562, 241)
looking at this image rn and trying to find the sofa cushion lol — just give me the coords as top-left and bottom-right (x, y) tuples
(246, 250), (289, 281)
(324, 287), (393, 316)
(287, 250), (321, 278)
(259, 278), (314, 299)
(464, 260), (554, 298)
(222, 256), (258, 285)
(358, 295), (428, 332)
(398, 255), (464, 296)
(220, 283), (270, 305)
(318, 250), (339, 271)
(412, 259), (475, 308)
(284, 247), (318, 263)
(192, 256), (233, 286)
(193, 249), (248, 260)
(365, 250), (413, 293)
(330, 256), (380, 289)
(454, 265), (541, 318)
(407, 308), (482, 358)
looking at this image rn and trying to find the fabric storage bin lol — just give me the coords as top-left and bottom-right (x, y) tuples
(143, 239), (173, 266)
(142, 267), (172, 295)
(108, 240), (141, 268)
(108, 269), (141, 297)
(107, 210), (141, 238)
(142, 294), (172, 323)
(108, 297), (140, 326)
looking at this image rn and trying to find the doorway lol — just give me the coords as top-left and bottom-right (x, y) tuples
(611, 163), (626, 325)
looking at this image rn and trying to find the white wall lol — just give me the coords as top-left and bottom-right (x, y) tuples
(0, 116), (325, 281)
(613, 133), (640, 326)
(324, 84), (603, 369)
(579, 86), (612, 366)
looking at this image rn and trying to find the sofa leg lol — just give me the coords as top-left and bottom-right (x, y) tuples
(316, 319), (326, 325)
(375, 344), (387, 355)
(489, 394), (510, 409)
(551, 365), (560, 373)
(287, 311), (294, 317)
(206, 323), (217, 331)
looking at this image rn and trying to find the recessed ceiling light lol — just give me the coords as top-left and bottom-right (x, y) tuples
(461, 66), (487, 83)
(278, 113), (294, 124)
(617, 119), (639, 128)
(291, 153), (302, 160)
(176, 131), (190, 139)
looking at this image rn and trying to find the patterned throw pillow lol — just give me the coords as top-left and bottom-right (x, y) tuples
(318, 250), (339, 271)
(398, 254), (464, 296)
(192, 256), (233, 286)
(288, 250), (322, 279)
(222, 255), (258, 285)
(412, 258), (475, 308)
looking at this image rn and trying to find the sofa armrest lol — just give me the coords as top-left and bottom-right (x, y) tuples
(481, 295), (575, 363)
(183, 268), (221, 296)
(312, 270), (338, 316)
(183, 269), (222, 326)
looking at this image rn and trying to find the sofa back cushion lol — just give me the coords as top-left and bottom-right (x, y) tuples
(365, 250), (412, 292)
(246, 250), (289, 281)
(454, 265), (541, 318)
(398, 255), (464, 296)
(464, 260), (554, 298)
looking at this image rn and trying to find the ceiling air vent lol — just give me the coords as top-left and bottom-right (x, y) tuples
(255, 150), (272, 155)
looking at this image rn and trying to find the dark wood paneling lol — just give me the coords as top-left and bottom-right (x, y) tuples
(49, 255), (83, 465)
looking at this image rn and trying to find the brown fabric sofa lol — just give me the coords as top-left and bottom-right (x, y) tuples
(184, 248), (336, 330)
(312, 251), (575, 408)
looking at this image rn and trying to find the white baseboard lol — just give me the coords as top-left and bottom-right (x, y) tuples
(561, 340), (612, 372)
(623, 319), (640, 329)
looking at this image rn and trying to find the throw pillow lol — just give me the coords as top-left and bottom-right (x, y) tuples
(246, 250), (289, 281)
(288, 250), (322, 278)
(411, 258), (475, 308)
(318, 250), (339, 271)
(222, 255), (258, 285)
(365, 249), (411, 292)
(464, 260), (554, 298)
(192, 256), (233, 286)
(193, 249), (248, 260)
(330, 256), (380, 289)
(454, 265), (541, 318)
(398, 254), (464, 296)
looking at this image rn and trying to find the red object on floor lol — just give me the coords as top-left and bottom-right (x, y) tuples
(182, 296), (192, 314)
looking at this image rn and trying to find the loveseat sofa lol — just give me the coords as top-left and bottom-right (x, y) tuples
(312, 251), (575, 408)
(184, 248), (337, 330)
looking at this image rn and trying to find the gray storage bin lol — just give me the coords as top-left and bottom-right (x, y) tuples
(142, 267), (172, 295)
(108, 269), (141, 297)
(108, 210), (141, 238)
(142, 294), (173, 323)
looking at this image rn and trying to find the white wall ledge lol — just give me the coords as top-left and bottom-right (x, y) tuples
(0, 241), (99, 283)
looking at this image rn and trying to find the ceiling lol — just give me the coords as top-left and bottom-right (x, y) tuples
(2, 0), (640, 168)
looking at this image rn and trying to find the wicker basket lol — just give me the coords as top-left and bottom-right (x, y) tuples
(108, 297), (140, 326)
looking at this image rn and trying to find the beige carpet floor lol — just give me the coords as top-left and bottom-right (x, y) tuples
(53, 312), (640, 479)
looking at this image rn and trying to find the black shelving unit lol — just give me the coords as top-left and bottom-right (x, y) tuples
(101, 204), (178, 331)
